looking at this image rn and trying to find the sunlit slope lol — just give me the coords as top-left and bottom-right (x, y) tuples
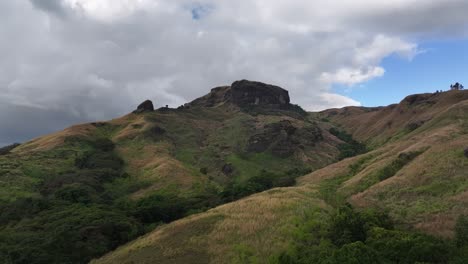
(305, 96), (468, 236)
(320, 90), (468, 147)
(93, 185), (327, 264)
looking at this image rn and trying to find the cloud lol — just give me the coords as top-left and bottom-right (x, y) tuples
(1, 0), (468, 143)
(320, 67), (385, 86)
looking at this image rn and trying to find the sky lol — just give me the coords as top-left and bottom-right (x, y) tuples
(1, 0), (468, 146)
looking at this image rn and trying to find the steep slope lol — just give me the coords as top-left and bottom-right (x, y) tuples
(0, 80), (347, 264)
(320, 90), (468, 147)
(94, 90), (468, 263)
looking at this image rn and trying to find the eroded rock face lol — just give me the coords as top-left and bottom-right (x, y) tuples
(246, 120), (322, 157)
(231, 80), (290, 107)
(188, 80), (291, 109)
(133, 100), (154, 113)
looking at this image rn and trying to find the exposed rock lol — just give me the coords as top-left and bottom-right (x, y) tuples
(247, 120), (323, 157)
(231, 80), (290, 107)
(188, 80), (291, 110)
(222, 163), (234, 175)
(464, 148), (468, 158)
(133, 100), (154, 113)
(247, 120), (296, 154)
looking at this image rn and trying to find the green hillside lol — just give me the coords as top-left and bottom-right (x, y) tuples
(1, 82), (467, 264)
(0, 81), (347, 264)
(94, 89), (468, 264)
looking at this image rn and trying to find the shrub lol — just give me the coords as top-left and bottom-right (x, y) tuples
(329, 128), (367, 160)
(455, 215), (468, 247)
(132, 192), (189, 223)
(0, 143), (20, 155)
(53, 183), (99, 204)
(0, 204), (141, 264)
(376, 151), (422, 181)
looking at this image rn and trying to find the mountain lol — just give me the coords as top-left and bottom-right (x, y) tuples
(93, 89), (468, 264)
(0, 80), (350, 264)
(1, 81), (467, 264)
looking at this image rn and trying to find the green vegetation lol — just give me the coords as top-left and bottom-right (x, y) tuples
(350, 150), (424, 194)
(222, 168), (310, 201)
(0, 143), (20, 155)
(277, 204), (467, 264)
(329, 128), (367, 160)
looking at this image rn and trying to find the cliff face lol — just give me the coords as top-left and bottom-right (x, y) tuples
(188, 80), (290, 108)
(230, 80), (290, 107)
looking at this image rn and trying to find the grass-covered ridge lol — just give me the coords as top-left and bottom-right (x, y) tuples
(1, 88), (468, 263)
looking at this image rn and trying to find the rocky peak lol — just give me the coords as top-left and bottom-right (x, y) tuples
(133, 100), (154, 113)
(230, 80), (290, 107)
(188, 80), (291, 108)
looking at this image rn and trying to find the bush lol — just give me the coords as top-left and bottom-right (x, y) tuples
(53, 183), (99, 204)
(132, 192), (190, 223)
(329, 128), (367, 160)
(0, 143), (20, 155)
(376, 151), (422, 181)
(222, 169), (304, 201)
(329, 241), (381, 264)
(278, 204), (457, 264)
(0, 204), (142, 264)
(455, 215), (468, 247)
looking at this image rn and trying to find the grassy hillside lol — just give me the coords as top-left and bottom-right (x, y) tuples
(93, 90), (468, 263)
(0, 82), (350, 264)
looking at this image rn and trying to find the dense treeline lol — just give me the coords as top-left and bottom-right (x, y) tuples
(221, 168), (311, 201)
(277, 204), (468, 264)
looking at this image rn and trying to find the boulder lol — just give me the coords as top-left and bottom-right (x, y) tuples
(133, 100), (154, 113)
(222, 163), (234, 175)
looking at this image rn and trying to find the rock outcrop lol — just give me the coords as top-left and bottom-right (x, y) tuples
(188, 80), (291, 109)
(230, 80), (290, 107)
(133, 100), (154, 113)
(247, 120), (322, 157)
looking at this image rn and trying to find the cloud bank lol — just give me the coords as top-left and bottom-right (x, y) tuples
(1, 0), (468, 144)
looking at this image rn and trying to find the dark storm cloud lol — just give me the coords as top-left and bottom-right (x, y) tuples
(1, 0), (468, 145)
(29, 0), (68, 17)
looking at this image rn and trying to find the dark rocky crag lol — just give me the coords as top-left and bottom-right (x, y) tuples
(133, 100), (154, 113)
(247, 120), (323, 157)
(189, 80), (293, 110)
(230, 80), (290, 107)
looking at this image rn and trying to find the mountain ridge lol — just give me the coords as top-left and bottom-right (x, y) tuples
(1, 81), (467, 264)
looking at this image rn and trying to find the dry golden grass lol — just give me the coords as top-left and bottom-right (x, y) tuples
(116, 142), (203, 199)
(14, 123), (97, 152)
(93, 185), (327, 264)
(322, 90), (468, 144)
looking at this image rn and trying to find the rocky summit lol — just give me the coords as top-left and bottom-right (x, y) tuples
(133, 99), (154, 113)
(230, 80), (290, 107)
(189, 80), (291, 109)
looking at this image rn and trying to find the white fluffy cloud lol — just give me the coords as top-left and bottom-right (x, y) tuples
(1, 0), (468, 144)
